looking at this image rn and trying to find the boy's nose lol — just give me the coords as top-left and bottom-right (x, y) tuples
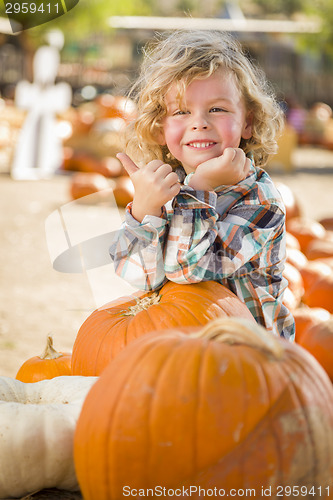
(191, 113), (209, 130)
(192, 124), (208, 130)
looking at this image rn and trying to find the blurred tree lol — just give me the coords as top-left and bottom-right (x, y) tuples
(2, 0), (331, 70)
(241, 0), (332, 62)
(0, 0), (156, 82)
(305, 0), (333, 59)
(63, 0), (155, 39)
(21, 0), (155, 45)
(176, 0), (197, 16)
(243, 0), (306, 16)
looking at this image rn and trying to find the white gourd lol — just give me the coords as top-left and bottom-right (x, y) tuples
(0, 375), (97, 499)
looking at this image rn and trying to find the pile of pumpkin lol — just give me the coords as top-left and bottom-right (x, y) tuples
(59, 94), (135, 208)
(276, 182), (333, 381)
(1, 183), (333, 498)
(0, 99), (26, 171)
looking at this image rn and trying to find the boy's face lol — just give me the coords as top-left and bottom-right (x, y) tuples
(160, 70), (252, 175)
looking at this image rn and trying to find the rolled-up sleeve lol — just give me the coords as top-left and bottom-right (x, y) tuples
(109, 203), (169, 291)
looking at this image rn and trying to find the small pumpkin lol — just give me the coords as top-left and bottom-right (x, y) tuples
(96, 94), (136, 123)
(71, 280), (255, 376)
(286, 247), (308, 271)
(102, 156), (125, 177)
(112, 175), (135, 208)
(298, 319), (333, 382)
(299, 260), (332, 292)
(0, 375), (97, 499)
(62, 107), (95, 137)
(74, 317), (333, 498)
(70, 172), (111, 200)
(63, 150), (114, 177)
(303, 272), (333, 313)
(314, 257), (333, 270)
(287, 217), (326, 253)
(319, 216), (333, 231)
(282, 262), (304, 306)
(275, 182), (302, 222)
(16, 335), (72, 383)
(282, 286), (298, 312)
(293, 307), (331, 343)
(285, 231), (301, 250)
(305, 235), (333, 260)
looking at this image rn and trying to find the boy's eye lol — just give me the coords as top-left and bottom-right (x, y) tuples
(173, 110), (188, 116)
(210, 107), (226, 113)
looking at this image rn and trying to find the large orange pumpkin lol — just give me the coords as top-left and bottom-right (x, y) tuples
(74, 317), (333, 498)
(16, 336), (72, 383)
(71, 280), (255, 376)
(298, 319), (333, 382)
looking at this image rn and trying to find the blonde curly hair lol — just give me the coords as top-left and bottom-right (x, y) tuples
(125, 30), (284, 168)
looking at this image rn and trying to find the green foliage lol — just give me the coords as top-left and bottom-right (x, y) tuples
(7, 0), (332, 64)
(242, 0), (333, 63)
(305, 0), (333, 59)
(27, 0), (154, 42)
(245, 0), (308, 16)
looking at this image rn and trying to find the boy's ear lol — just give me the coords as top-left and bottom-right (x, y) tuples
(242, 112), (253, 140)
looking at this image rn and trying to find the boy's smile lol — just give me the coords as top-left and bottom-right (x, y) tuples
(160, 70), (252, 175)
(186, 141), (217, 149)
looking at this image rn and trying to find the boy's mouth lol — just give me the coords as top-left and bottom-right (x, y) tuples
(186, 141), (217, 149)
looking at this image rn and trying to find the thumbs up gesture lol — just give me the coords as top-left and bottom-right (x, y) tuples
(117, 153), (180, 222)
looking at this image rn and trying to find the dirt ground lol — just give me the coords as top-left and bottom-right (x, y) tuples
(1, 145), (333, 379)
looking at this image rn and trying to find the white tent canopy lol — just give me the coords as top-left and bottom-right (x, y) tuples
(108, 15), (321, 34)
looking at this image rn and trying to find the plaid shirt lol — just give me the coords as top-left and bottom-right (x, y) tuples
(110, 164), (295, 340)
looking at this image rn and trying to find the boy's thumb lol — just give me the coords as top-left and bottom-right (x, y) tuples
(116, 153), (139, 176)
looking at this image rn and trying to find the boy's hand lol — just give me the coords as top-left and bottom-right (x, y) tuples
(188, 147), (251, 191)
(117, 153), (180, 222)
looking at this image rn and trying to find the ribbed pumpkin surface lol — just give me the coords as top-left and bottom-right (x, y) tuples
(71, 280), (254, 376)
(74, 318), (333, 498)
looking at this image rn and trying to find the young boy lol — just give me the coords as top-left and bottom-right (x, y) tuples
(110, 30), (295, 340)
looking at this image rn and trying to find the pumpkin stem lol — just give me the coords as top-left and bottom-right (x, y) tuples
(122, 292), (161, 316)
(40, 335), (63, 360)
(189, 318), (284, 359)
